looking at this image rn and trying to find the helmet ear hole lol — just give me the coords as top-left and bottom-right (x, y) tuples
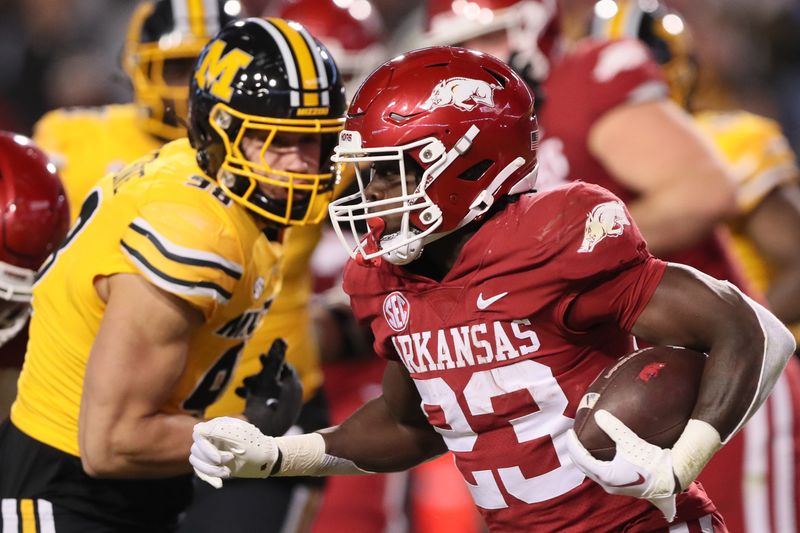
(458, 159), (494, 182)
(482, 67), (508, 87)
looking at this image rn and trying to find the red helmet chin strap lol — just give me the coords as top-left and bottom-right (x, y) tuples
(356, 217), (385, 267)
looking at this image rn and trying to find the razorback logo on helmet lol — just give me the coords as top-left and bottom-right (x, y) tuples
(194, 39), (254, 102)
(420, 77), (499, 112)
(592, 40), (650, 83)
(383, 291), (410, 332)
(578, 200), (630, 253)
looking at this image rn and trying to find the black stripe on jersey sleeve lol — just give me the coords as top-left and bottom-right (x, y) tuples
(121, 240), (234, 301)
(129, 222), (243, 280)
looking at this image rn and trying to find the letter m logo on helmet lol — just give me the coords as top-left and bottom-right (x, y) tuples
(194, 39), (254, 102)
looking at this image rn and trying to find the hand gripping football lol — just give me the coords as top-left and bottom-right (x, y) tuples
(573, 346), (706, 460)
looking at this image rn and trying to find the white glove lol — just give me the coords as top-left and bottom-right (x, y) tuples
(565, 410), (678, 522)
(190, 417), (279, 489)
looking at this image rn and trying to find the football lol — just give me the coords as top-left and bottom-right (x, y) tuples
(573, 346), (707, 461)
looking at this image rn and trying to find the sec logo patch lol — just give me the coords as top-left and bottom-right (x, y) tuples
(383, 291), (410, 332)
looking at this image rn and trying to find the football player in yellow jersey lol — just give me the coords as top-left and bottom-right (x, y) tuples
(32, 2), (347, 531)
(593, 2), (800, 532)
(0, 16), (346, 533)
(36, 0), (335, 463)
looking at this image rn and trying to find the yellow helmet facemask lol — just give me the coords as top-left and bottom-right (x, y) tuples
(210, 103), (345, 226)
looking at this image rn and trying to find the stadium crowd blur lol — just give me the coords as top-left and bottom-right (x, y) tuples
(2, 0), (800, 532)
(1, 0), (800, 152)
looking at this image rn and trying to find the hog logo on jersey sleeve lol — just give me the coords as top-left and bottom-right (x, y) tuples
(383, 291), (410, 332)
(578, 200), (630, 253)
(420, 77), (498, 112)
(592, 40), (650, 83)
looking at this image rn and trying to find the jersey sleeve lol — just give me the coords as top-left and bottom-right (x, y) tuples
(579, 38), (668, 125)
(551, 182), (666, 333)
(119, 201), (245, 320)
(696, 111), (800, 213)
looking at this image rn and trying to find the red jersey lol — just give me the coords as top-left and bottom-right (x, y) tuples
(537, 38), (745, 286)
(344, 183), (715, 533)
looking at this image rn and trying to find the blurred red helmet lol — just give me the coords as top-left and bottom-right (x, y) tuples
(275, 0), (387, 96)
(0, 132), (69, 343)
(424, 0), (561, 86)
(329, 47), (539, 265)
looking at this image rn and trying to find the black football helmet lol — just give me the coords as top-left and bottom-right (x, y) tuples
(188, 17), (346, 226)
(123, 0), (241, 140)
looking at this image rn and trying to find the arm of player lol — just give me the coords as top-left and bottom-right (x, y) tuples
(190, 359), (447, 487)
(79, 273), (204, 478)
(632, 263), (795, 445)
(741, 184), (800, 324)
(565, 263), (794, 520)
(589, 99), (737, 255)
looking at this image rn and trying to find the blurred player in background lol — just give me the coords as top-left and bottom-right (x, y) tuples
(593, 2), (800, 531)
(33, 0), (240, 216)
(0, 132), (69, 419)
(0, 17), (345, 532)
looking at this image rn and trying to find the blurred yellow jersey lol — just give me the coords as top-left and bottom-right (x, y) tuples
(694, 110), (800, 294)
(33, 104), (162, 217)
(11, 139), (282, 457)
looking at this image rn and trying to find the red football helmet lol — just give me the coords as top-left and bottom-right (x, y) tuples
(275, 0), (387, 96)
(424, 0), (561, 86)
(0, 132), (69, 343)
(329, 47), (539, 265)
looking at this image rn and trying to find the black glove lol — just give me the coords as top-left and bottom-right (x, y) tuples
(235, 338), (304, 437)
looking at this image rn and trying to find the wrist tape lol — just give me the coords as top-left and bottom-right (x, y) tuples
(671, 419), (722, 490)
(273, 432), (371, 477)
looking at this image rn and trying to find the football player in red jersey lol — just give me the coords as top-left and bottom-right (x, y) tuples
(422, 3), (800, 532)
(190, 48), (796, 532)
(0, 132), (70, 419)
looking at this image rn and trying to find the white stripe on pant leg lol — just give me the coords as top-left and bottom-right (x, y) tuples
(744, 404), (771, 533)
(770, 374), (796, 533)
(37, 499), (56, 533)
(668, 521), (690, 533)
(699, 513), (714, 533)
(1, 499), (18, 533)
(279, 485), (311, 533)
(383, 470), (410, 533)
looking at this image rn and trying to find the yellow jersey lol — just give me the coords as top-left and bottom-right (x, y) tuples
(694, 110), (800, 295)
(33, 104), (163, 218)
(11, 139), (282, 457)
(33, 102), (332, 408)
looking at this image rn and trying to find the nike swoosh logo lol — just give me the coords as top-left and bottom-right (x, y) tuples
(476, 291), (509, 310)
(607, 473), (645, 488)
